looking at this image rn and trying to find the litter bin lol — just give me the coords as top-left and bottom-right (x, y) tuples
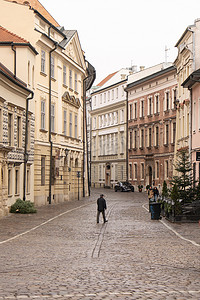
(150, 202), (161, 220)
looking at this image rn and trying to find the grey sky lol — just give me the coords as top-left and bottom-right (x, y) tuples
(39, 0), (200, 84)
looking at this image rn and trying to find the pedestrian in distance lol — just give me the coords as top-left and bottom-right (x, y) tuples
(147, 186), (154, 212)
(153, 186), (159, 202)
(97, 194), (108, 224)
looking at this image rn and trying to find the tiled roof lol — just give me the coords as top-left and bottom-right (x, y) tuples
(5, 0), (59, 27)
(0, 62), (27, 89)
(97, 71), (118, 87)
(0, 26), (28, 43)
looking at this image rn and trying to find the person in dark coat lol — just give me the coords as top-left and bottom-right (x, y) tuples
(97, 194), (107, 223)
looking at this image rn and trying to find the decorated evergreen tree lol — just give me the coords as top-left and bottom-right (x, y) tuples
(171, 149), (194, 203)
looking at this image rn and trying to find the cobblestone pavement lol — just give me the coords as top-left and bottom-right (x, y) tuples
(0, 189), (199, 300)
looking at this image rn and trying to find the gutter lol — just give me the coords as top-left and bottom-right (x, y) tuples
(23, 91), (34, 201)
(48, 43), (58, 204)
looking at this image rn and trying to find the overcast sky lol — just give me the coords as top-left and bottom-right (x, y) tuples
(39, 0), (200, 84)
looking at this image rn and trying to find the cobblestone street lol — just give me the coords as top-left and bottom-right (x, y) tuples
(0, 189), (199, 300)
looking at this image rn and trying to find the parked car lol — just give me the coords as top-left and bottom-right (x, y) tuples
(122, 181), (135, 192)
(114, 181), (131, 192)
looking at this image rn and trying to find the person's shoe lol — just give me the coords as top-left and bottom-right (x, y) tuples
(104, 220), (108, 223)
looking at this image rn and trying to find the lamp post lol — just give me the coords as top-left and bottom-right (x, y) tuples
(77, 171), (81, 200)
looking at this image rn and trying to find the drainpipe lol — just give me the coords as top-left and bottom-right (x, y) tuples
(82, 78), (86, 197)
(126, 89), (129, 182)
(48, 43), (57, 204)
(189, 88), (192, 164)
(11, 44), (16, 78)
(23, 91), (34, 201)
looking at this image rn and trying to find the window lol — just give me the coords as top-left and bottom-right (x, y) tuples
(172, 89), (176, 109)
(129, 164), (132, 179)
(112, 89), (114, 100)
(51, 56), (55, 78)
(165, 160), (169, 179)
(0, 109), (2, 141)
(115, 134), (118, 154)
(104, 93), (106, 103)
(69, 70), (73, 89)
(121, 133), (124, 153)
(41, 50), (45, 73)
(8, 113), (13, 146)
(100, 94), (102, 104)
(17, 116), (21, 148)
(99, 165), (102, 181)
(156, 161), (159, 178)
(63, 110), (67, 135)
(41, 101), (45, 130)
(51, 104), (55, 132)
(154, 95), (159, 114)
(115, 111), (118, 124)
(198, 99), (200, 130)
(155, 126), (159, 147)
(141, 163), (144, 179)
(8, 169), (12, 195)
(140, 100), (144, 118)
(193, 102), (196, 131)
(134, 130), (137, 149)
(172, 122), (176, 144)
(75, 73), (78, 91)
(165, 124), (169, 145)
(15, 169), (19, 195)
(129, 104), (132, 120)
(116, 88), (118, 98)
(133, 102), (137, 119)
(129, 131), (132, 149)
(165, 91), (170, 111)
(108, 91), (110, 101)
(140, 129), (144, 148)
(69, 112), (72, 137)
(148, 97), (152, 115)
(27, 119), (31, 150)
(41, 156), (45, 186)
(134, 163), (137, 179)
(93, 136), (96, 156)
(148, 128), (152, 147)
(121, 110), (124, 123)
(75, 115), (78, 138)
(26, 168), (30, 194)
(63, 65), (66, 85)
(93, 117), (97, 129)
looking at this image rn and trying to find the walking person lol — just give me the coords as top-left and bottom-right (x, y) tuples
(148, 186), (154, 212)
(153, 186), (159, 202)
(97, 194), (108, 224)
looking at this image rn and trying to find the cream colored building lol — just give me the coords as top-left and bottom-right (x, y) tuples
(0, 26), (36, 216)
(174, 19), (200, 157)
(90, 69), (131, 188)
(0, 0), (91, 205)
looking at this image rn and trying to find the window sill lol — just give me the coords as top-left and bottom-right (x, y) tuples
(147, 114), (153, 118)
(51, 77), (56, 82)
(40, 72), (47, 77)
(164, 143), (169, 147)
(63, 84), (68, 88)
(40, 129), (48, 133)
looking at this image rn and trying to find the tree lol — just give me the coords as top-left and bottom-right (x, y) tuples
(171, 149), (194, 203)
(162, 180), (168, 198)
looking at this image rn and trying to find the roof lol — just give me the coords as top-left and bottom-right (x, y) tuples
(0, 62), (32, 93)
(0, 25), (28, 43)
(0, 26), (38, 54)
(58, 29), (76, 48)
(182, 68), (200, 89)
(126, 65), (176, 90)
(5, 0), (59, 27)
(97, 71), (118, 87)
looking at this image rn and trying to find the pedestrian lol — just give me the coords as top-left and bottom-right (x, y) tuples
(97, 194), (108, 224)
(153, 186), (159, 202)
(148, 186), (154, 212)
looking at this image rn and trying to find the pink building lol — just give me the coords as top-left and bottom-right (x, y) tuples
(182, 69), (200, 182)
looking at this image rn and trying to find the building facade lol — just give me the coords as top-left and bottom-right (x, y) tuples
(0, 0), (91, 206)
(174, 19), (200, 158)
(126, 63), (177, 191)
(182, 69), (200, 183)
(90, 69), (132, 188)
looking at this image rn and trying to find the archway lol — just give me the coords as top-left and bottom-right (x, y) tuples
(148, 166), (152, 186)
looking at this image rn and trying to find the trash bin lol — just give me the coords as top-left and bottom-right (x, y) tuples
(150, 202), (161, 220)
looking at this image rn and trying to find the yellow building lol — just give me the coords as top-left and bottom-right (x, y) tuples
(0, 0), (92, 205)
(174, 19), (200, 157)
(0, 26), (36, 216)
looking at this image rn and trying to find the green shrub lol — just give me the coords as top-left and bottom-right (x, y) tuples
(10, 198), (37, 214)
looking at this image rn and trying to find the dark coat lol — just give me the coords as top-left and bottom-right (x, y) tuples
(97, 197), (107, 211)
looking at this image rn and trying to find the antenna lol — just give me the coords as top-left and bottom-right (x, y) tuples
(165, 45), (170, 63)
